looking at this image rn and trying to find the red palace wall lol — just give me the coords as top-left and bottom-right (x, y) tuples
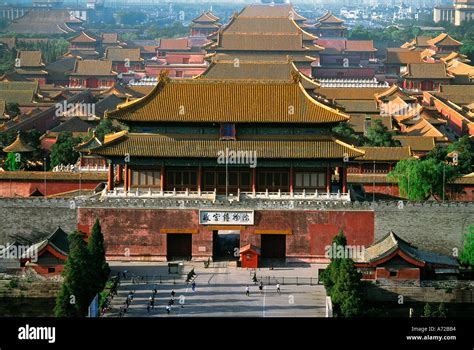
(361, 184), (400, 197)
(375, 267), (420, 280)
(0, 180), (101, 197)
(77, 208), (374, 262)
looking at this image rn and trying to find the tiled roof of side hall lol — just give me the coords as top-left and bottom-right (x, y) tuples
(427, 33), (462, 47)
(355, 147), (413, 161)
(402, 63), (453, 79)
(385, 49), (423, 65)
(69, 59), (116, 76)
(393, 136), (436, 152)
(3, 132), (35, 153)
(101, 33), (119, 44)
(317, 87), (392, 101)
(355, 231), (458, 267)
(107, 76), (348, 124)
(317, 11), (344, 24)
(17, 51), (44, 67)
(69, 31), (99, 43)
(105, 48), (142, 62)
(192, 11), (220, 23)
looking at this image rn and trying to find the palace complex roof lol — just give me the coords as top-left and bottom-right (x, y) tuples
(106, 74), (347, 124)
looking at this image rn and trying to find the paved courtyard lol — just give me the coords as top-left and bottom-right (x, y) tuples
(105, 262), (327, 317)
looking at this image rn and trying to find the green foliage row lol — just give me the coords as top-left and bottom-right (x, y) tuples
(422, 302), (448, 317)
(389, 136), (473, 200)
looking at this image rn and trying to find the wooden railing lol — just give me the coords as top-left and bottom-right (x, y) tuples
(104, 187), (351, 202)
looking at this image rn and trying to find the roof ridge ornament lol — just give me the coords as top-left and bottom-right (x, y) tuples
(290, 69), (300, 83)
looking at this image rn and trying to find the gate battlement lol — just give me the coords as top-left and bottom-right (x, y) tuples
(0, 197), (473, 211)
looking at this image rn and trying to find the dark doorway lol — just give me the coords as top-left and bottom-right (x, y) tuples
(261, 234), (286, 259)
(167, 234), (192, 261)
(212, 230), (240, 261)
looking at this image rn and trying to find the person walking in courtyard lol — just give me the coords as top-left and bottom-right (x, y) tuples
(245, 285), (250, 297)
(259, 281), (263, 293)
(171, 289), (175, 298)
(166, 305), (171, 314)
(276, 283), (281, 295)
(192, 281), (196, 292)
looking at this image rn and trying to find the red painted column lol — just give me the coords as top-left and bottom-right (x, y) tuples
(117, 164), (123, 183)
(124, 164), (129, 191)
(252, 167), (256, 194)
(127, 167), (132, 191)
(342, 166), (347, 193)
(107, 163), (114, 191)
(289, 165), (294, 194)
(326, 166), (331, 193)
(160, 165), (164, 192)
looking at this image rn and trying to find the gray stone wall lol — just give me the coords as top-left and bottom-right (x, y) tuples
(373, 202), (473, 255)
(0, 199), (77, 244)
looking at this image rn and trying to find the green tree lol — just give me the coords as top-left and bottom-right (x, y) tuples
(426, 145), (448, 163)
(332, 122), (362, 144)
(423, 303), (432, 317)
(55, 231), (95, 317)
(364, 120), (401, 147)
(88, 219), (110, 291)
(54, 284), (76, 317)
(434, 303), (448, 318)
(6, 102), (20, 117)
(460, 225), (474, 268)
(4, 152), (22, 171)
(331, 258), (363, 317)
(447, 136), (473, 175)
(91, 118), (122, 142)
(321, 230), (347, 296)
(49, 132), (81, 168)
(388, 158), (458, 200)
